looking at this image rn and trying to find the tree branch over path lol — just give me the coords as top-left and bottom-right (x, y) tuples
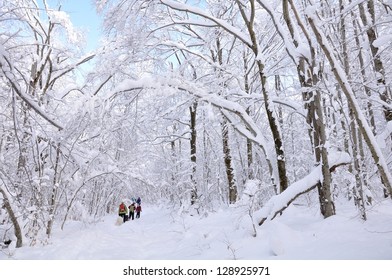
(113, 76), (271, 147)
(112, 76), (278, 184)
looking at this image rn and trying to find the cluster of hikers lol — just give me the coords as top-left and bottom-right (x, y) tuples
(118, 197), (142, 223)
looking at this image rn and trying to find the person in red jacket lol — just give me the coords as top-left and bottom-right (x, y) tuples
(135, 204), (142, 219)
(118, 202), (128, 223)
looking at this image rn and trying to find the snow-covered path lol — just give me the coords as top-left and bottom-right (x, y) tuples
(2, 201), (392, 260)
(6, 205), (201, 259)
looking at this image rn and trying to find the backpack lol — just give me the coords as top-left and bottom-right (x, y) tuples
(119, 203), (125, 212)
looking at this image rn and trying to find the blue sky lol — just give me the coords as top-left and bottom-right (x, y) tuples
(52, 0), (102, 51)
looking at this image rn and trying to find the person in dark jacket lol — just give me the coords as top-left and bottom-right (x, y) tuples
(128, 203), (135, 220)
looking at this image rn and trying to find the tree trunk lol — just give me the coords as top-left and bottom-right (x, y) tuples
(237, 0), (288, 193)
(314, 90), (335, 217)
(189, 101), (198, 205)
(307, 13), (392, 198)
(359, 1), (392, 124)
(46, 143), (61, 237)
(283, 0), (334, 217)
(211, 38), (239, 204)
(350, 110), (367, 220)
(218, 39), (238, 204)
(341, 2), (367, 219)
(221, 118), (238, 204)
(358, 1), (391, 198)
(257, 63), (288, 194)
(351, 17), (376, 134)
(243, 51), (254, 180)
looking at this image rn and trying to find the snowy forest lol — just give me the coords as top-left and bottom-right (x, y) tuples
(1, 0), (392, 256)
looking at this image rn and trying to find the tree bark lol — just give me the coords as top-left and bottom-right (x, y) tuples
(240, 0), (288, 193)
(282, 0), (334, 217)
(46, 143), (61, 237)
(221, 118), (238, 204)
(341, 1), (367, 219)
(214, 38), (238, 204)
(190, 101), (198, 205)
(244, 51), (254, 180)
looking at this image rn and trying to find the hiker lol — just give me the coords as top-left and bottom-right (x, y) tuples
(128, 203), (135, 220)
(136, 197), (141, 205)
(118, 202), (128, 223)
(135, 204), (142, 219)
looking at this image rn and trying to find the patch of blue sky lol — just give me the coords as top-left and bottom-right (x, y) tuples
(46, 0), (102, 52)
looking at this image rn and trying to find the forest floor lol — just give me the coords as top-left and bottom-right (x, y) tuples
(1, 197), (392, 260)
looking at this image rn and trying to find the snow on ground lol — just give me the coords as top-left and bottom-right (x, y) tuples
(1, 198), (392, 260)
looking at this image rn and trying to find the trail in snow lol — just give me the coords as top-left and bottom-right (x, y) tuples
(2, 200), (392, 260)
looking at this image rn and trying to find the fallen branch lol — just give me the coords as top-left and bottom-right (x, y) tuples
(257, 151), (351, 226)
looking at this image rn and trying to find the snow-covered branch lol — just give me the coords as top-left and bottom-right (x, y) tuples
(49, 54), (95, 87)
(159, 0), (253, 48)
(112, 76), (277, 181)
(271, 97), (307, 118)
(256, 151), (351, 226)
(0, 54), (64, 130)
(255, 0), (302, 63)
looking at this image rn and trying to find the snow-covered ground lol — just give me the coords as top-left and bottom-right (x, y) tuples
(1, 198), (391, 279)
(2, 198), (391, 260)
